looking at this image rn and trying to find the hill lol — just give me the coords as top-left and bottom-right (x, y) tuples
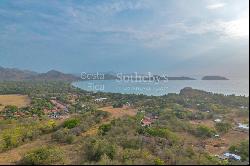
(31, 70), (80, 81)
(0, 67), (80, 81)
(0, 66), (37, 81)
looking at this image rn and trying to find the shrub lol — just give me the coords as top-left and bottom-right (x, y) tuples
(0, 120), (57, 151)
(145, 128), (180, 145)
(215, 122), (232, 133)
(84, 138), (116, 162)
(1, 105), (18, 119)
(195, 125), (215, 138)
(229, 140), (249, 161)
(4, 105), (18, 112)
(19, 146), (64, 165)
(63, 119), (80, 129)
(51, 129), (76, 144)
(1, 128), (23, 149)
(69, 127), (82, 136)
(40, 120), (57, 133)
(99, 124), (112, 135)
(1, 126), (42, 150)
(119, 137), (141, 149)
(154, 158), (165, 165)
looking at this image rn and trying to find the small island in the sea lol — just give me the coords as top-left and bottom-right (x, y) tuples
(202, 76), (229, 80)
(167, 76), (196, 80)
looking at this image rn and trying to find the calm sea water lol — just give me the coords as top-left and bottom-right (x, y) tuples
(73, 79), (249, 96)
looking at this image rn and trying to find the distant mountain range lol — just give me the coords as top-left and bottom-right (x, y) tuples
(0, 66), (37, 81)
(0, 66), (229, 81)
(0, 67), (80, 81)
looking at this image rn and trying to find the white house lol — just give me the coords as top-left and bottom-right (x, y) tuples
(214, 134), (220, 138)
(223, 152), (241, 161)
(94, 98), (107, 102)
(214, 119), (222, 123)
(238, 123), (249, 130)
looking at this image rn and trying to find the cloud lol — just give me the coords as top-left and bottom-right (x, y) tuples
(68, 0), (148, 18)
(172, 10), (249, 40)
(82, 14), (249, 49)
(0, 1), (248, 48)
(220, 11), (249, 38)
(206, 3), (225, 10)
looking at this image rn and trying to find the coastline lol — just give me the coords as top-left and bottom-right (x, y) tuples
(72, 79), (249, 97)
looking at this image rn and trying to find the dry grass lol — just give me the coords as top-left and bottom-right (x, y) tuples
(0, 95), (30, 111)
(178, 126), (249, 156)
(101, 106), (137, 119)
(188, 116), (249, 156)
(189, 119), (215, 128)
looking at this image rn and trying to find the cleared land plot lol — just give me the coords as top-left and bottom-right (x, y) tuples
(205, 130), (249, 155)
(82, 106), (137, 137)
(101, 106), (137, 119)
(188, 117), (249, 155)
(0, 95), (30, 111)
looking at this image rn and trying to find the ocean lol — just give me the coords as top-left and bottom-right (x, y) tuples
(73, 79), (249, 96)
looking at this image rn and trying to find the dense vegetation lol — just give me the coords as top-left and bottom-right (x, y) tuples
(0, 81), (248, 165)
(0, 119), (57, 151)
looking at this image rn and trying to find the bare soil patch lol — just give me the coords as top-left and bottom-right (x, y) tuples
(0, 95), (30, 111)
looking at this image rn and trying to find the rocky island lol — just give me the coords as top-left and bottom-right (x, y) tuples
(202, 76), (229, 80)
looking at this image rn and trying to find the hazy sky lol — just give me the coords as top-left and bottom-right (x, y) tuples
(0, 0), (249, 77)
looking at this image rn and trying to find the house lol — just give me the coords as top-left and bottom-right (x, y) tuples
(153, 115), (159, 120)
(141, 117), (153, 127)
(44, 100), (69, 119)
(49, 112), (60, 119)
(240, 106), (247, 109)
(214, 134), (220, 138)
(223, 152), (241, 161)
(50, 100), (67, 110)
(44, 109), (58, 114)
(238, 123), (249, 130)
(94, 98), (107, 102)
(124, 102), (131, 107)
(214, 119), (222, 123)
